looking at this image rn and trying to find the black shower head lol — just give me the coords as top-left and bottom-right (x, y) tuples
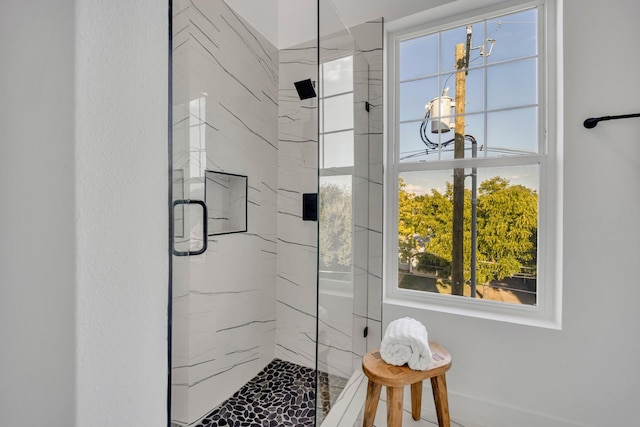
(294, 79), (317, 100)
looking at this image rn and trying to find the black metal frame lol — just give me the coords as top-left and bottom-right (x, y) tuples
(172, 199), (208, 256)
(167, 1), (174, 425)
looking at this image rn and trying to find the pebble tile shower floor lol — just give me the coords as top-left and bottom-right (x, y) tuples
(195, 359), (316, 427)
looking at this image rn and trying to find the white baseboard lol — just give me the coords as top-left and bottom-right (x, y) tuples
(320, 376), (587, 427)
(429, 389), (587, 427)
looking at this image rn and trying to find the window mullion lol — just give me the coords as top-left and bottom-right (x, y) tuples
(398, 153), (544, 173)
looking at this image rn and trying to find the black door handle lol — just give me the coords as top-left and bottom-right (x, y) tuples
(172, 199), (208, 256)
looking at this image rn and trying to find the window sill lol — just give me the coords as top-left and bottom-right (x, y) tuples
(384, 288), (561, 330)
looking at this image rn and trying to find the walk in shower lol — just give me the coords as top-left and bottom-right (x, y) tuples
(169, 1), (382, 425)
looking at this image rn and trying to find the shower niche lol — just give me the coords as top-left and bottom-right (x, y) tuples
(205, 171), (247, 235)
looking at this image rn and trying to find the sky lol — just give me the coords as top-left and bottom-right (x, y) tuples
(396, 7), (541, 195)
(317, 7), (541, 194)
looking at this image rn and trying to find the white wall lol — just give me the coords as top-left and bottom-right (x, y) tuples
(278, 0), (317, 48)
(385, 1), (640, 426)
(74, 0), (168, 426)
(1, 0), (168, 426)
(0, 1), (76, 425)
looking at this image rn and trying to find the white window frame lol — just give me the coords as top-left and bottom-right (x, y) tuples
(384, 0), (563, 329)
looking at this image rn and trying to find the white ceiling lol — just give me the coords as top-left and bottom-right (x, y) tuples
(225, 0), (457, 49)
(224, 0), (280, 47)
(226, 0), (516, 49)
(330, 0), (454, 30)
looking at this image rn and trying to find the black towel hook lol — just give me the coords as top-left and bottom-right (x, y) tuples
(583, 113), (640, 129)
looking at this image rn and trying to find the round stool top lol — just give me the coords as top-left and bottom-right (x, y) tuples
(362, 342), (451, 387)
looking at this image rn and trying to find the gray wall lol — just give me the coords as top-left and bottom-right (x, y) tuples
(0, 1), (76, 424)
(1, 0), (168, 426)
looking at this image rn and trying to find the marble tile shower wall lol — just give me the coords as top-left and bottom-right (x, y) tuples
(275, 40), (319, 370)
(171, 0), (279, 424)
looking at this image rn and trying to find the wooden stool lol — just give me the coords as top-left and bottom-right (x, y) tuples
(362, 342), (452, 427)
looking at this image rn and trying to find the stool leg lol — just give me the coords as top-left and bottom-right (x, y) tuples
(362, 380), (382, 427)
(386, 386), (404, 427)
(430, 375), (450, 427)
(410, 381), (422, 421)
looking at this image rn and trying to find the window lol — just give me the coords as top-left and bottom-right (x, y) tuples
(386, 0), (562, 328)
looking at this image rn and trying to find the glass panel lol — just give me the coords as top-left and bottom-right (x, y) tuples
(322, 56), (354, 96)
(170, 102), (191, 427)
(319, 99), (324, 134)
(398, 164), (539, 305)
(399, 113), (485, 162)
(319, 175), (353, 275)
(322, 130), (354, 168)
(464, 68), (485, 114)
(487, 8), (537, 64)
(463, 113), (486, 157)
(318, 25), (355, 423)
(487, 59), (537, 110)
(398, 7), (540, 167)
(174, 1), (320, 424)
(189, 97), (206, 178)
(318, 9), (383, 425)
(399, 121), (431, 162)
(440, 22), (484, 73)
(399, 33), (438, 80)
(486, 107), (538, 155)
(323, 93), (354, 133)
(400, 77), (438, 122)
(318, 4), (358, 425)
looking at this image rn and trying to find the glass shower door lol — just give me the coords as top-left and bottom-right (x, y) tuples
(170, 72), (192, 426)
(170, 8), (209, 423)
(317, 1), (384, 422)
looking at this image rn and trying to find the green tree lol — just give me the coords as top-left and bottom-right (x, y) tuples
(319, 183), (352, 270)
(476, 177), (538, 280)
(398, 179), (428, 272)
(401, 176), (538, 286)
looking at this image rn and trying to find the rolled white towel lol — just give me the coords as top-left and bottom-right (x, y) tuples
(380, 317), (432, 371)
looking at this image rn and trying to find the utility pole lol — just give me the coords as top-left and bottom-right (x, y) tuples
(451, 27), (472, 296)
